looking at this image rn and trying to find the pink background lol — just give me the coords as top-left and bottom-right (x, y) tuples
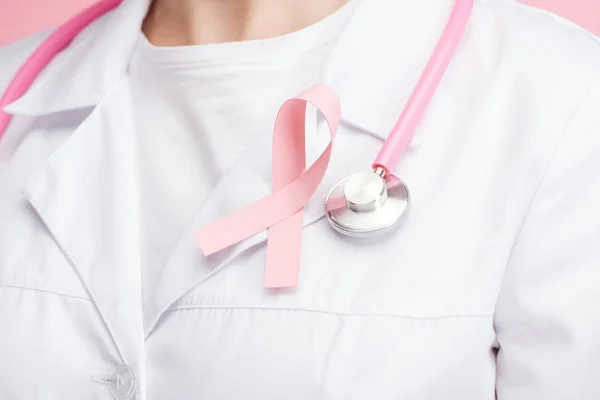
(0, 0), (599, 45)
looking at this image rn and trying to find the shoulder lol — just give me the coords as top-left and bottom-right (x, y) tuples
(479, 0), (600, 174)
(466, 0), (600, 146)
(0, 31), (52, 95)
(474, 0), (600, 88)
(477, 1), (600, 218)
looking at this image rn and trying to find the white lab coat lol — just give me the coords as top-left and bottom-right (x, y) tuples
(1, 0), (600, 399)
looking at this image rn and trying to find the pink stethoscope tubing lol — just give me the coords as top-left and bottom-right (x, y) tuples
(373, 0), (473, 173)
(0, 0), (473, 288)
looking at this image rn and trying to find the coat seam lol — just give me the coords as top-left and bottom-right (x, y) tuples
(166, 304), (494, 320)
(0, 283), (92, 301)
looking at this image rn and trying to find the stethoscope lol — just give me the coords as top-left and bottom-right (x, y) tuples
(0, 0), (473, 287)
(327, 0), (473, 237)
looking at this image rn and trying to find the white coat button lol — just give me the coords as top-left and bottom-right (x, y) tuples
(107, 365), (136, 400)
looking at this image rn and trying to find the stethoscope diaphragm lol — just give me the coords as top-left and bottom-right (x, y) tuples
(325, 168), (409, 237)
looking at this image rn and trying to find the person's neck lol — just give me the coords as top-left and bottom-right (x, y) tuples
(143, 0), (348, 47)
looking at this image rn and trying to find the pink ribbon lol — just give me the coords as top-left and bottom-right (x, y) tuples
(194, 84), (341, 288)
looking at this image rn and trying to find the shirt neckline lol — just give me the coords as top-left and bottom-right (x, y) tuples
(135, 0), (360, 67)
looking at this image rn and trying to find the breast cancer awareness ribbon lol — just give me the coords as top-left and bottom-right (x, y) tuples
(194, 84), (341, 288)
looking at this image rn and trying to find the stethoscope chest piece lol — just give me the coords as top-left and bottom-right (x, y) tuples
(325, 168), (409, 238)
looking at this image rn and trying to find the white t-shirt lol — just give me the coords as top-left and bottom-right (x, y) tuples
(128, 1), (358, 308)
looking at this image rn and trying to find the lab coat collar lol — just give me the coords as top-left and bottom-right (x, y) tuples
(5, 0), (459, 143)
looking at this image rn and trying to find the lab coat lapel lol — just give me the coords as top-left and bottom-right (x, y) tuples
(5, 0), (152, 368)
(22, 80), (145, 368)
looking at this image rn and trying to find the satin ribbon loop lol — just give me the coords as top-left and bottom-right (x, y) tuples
(195, 83), (341, 288)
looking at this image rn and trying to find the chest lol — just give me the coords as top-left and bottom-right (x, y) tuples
(0, 109), (524, 400)
(0, 57), (553, 397)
